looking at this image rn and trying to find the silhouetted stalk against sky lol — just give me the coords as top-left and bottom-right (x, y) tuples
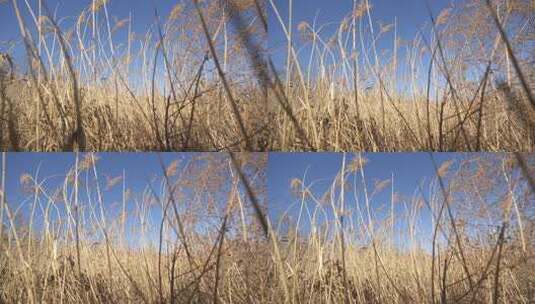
(42, 3), (86, 151)
(485, 0), (535, 111)
(429, 153), (474, 291)
(193, 0), (253, 150)
(229, 152), (269, 238)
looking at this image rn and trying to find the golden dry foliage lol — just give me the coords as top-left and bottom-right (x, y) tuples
(0, 153), (270, 303)
(270, 154), (534, 303)
(1, 0), (533, 151)
(269, 0), (535, 151)
(0, 0), (268, 151)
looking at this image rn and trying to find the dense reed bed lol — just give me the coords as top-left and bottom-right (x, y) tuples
(0, 152), (272, 303)
(1, 152), (534, 303)
(0, 0), (268, 151)
(1, 0), (533, 152)
(270, 153), (535, 303)
(269, 0), (535, 151)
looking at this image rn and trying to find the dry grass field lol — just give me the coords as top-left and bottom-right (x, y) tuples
(1, 152), (533, 303)
(0, 152), (273, 303)
(269, 0), (535, 151)
(0, 0), (533, 151)
(269, 153), (535, 303)
(0, 0), (534, 302)
(0, 0), (269, 151)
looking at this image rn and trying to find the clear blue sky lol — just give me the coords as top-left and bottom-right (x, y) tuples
(1, 0), (455, 86)
(1, 0), (453, 52)
(0, 0), (177, 42)
(0, 0), (180, 65)
(1, 152), (275, 247)
(0, 0), (263, 88)
(268, 152), (456, 216)
(268, 152), (465, 247)
(268, 0), (454, 73)
(1, 152), (214, 247)
(3, 152), (181, 202)
(1, 152), (510, 250)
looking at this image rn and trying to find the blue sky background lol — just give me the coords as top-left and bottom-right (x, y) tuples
(1, 152), (218, 248)
(2, 0), (453, 56)
(268, 152), (467, 248)
(1, 0), (458, 90)
(0, 0), (264, 90)
(4, 151), (460, 223)
(3, 152), (180, 202)
(268, 152), (456, 216)
(0, 152), (516, 250)
(268, 0), (453, 44)
(1, 152), (272, 248)
(0, 0), (177, 43)
(0, 0), (179, 62)
(268, 0), (454, 78)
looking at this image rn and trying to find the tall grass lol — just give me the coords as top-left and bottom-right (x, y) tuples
(2, 0), (533, 151)
(0, 0), (269, 151)
(268, 0), (535, 151)
(0, 152), (534, 303)
(270, 153), (535, 303)
(0, 152), (272, 303)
